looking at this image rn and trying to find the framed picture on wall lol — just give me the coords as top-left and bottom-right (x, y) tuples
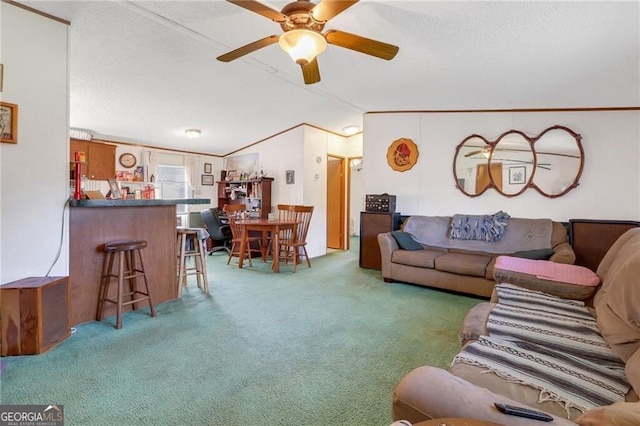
(509, 166), (526, 185)
(286, 170), (295, 184)
(204, 163), (212, 174)
(201, 174), (214, 186)
(0, 101), (18, 144)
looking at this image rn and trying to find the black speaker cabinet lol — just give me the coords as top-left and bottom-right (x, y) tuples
(1, 276), (70, 356)
(359, 212), (401, 270)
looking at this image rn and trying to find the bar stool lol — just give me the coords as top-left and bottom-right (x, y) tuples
(97, 240), (157, 329)
(176, 227), (209, 297)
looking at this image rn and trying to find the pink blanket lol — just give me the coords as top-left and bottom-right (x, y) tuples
(495, 256), (600, 287)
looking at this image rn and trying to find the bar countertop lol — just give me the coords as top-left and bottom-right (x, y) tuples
(69, 198), (210, 207)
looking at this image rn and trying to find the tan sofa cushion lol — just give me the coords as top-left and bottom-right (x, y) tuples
(594, 228), (640, 362)
(435, 252), (492, 277)
(391, 248), (447, 268)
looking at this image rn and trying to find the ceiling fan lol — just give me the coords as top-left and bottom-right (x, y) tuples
(465, 147), (581, 159)
(217, 0), (399, 84)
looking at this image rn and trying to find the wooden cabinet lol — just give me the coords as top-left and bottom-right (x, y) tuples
(217, 178), (274, 219)
(70, 139), (116, 180)
(1, 276), (71, 356)
(359, 212), (402, 270)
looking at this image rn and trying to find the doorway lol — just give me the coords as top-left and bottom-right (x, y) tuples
(326, 155), (345, 250)
(476, 162), (503, 193)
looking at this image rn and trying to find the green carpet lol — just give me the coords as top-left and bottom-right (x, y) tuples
(0, 240), (481, 425)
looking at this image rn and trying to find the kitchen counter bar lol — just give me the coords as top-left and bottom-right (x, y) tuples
(69, 198), (210, 325)
(70, 198), (209, 207)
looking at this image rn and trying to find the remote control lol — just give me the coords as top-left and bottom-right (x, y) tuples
(494, 402), (554, 422)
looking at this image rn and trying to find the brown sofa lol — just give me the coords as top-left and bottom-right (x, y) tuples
(392, 227), (640, 425)
(378, 215), (575, 298)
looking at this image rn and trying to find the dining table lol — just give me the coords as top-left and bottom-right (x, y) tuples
(236, 218), (298, 272)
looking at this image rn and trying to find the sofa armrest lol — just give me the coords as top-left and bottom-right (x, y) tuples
(550, 241), (576, 264)
(392, 366), (576, 425)
(378, 232), (399, 280)
(575, 402), (640, 426)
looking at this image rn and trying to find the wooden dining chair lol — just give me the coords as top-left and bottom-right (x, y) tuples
(223, 203), (247, 214)
(223, 204), (262, 266)
(280, 205), (314, 272)
(263, 204), (296, 261)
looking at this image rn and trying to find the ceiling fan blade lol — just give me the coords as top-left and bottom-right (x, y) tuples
(226, 0), (287, 22)
(465, 148), (489, 158)
(301, 58), (321, 85)
(217, 35), (279, 62)
(310, 0), (359, 22)
(325, 30), (399, 60)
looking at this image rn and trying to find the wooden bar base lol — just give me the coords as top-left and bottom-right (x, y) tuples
(70, 205), (177, 326)
(1, 276), (70, 356)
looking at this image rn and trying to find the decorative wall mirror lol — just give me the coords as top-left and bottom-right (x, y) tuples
(453, 125), (584, 198)
(531, 126), (584, 198)
(453, 135), (492, 196)
(490, 131), (535, 197)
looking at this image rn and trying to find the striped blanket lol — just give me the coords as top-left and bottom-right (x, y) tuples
(453, 284), (630, 414)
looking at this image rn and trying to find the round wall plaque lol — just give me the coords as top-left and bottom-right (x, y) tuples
(386, 138), (419, 172)
(119, 153), (137, 168)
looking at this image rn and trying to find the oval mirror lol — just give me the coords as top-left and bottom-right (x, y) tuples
(489, 131), (534, 197)
(532, 126), (584, 198)
(453, 135), (493, 196)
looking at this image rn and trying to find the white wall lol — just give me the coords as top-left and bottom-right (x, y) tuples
(346, 134), (364, 236)
(0, 4), (69, 284)
(363, 111), (640, 221)
(230, 125), (342, 258)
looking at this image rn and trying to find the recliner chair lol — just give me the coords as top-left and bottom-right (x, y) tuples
(200, 208), (232, 255)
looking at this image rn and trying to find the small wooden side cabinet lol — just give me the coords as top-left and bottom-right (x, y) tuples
(1, 276), (71, 356)
(359, 212), (402, 270)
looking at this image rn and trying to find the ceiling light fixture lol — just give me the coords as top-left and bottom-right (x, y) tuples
(185, 129), (201, 138)
(278, 29), (327, 65)
(343, 125), (360, 136)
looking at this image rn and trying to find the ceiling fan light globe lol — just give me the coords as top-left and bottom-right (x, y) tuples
(279, 29), (326, 65)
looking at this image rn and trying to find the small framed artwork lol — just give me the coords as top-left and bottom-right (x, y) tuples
(0, 101), (18, 144)
(201, 174), (214, 186)
(204, 163), (212, 174)
(286, 170), (295, 185)
(509, 166), (526, 185)
(107, 179), (122, 199)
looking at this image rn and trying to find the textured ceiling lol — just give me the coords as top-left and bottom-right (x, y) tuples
(21, 0), (640, 156)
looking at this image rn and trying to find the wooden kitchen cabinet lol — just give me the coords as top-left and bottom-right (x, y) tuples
(70, 139), (116, 180)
